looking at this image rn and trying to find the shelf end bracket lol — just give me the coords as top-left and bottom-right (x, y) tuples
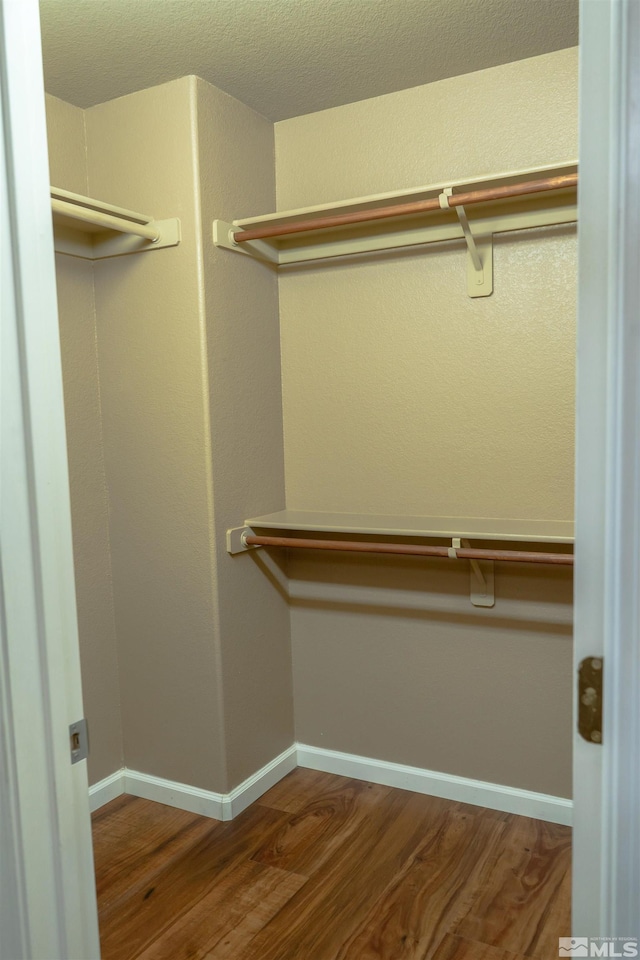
(213, 220), (280, 265)
(226, 526), (261, 555)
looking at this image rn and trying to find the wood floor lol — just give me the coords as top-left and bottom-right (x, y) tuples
(92, 768), (571, 960)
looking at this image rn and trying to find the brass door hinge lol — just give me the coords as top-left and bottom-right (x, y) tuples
(578, 657), (603, 744)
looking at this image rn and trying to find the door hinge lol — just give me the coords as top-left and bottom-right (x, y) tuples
(578, 657), (603, 744)
(69, 718), (89, 764)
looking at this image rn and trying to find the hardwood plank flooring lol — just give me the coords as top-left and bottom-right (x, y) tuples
(434, 935), (528, 960)
(333, 804), (505, 959)
(454, 817), (572, 958)
(92, 768), (571, 960)
(258, 768), (351, 814)
(251, 778), (393, 876)
(92, 796), (219, 915)
(135, 861), (306, 960)
(98, 803), (288, 958)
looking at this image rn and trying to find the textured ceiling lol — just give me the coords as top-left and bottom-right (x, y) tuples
(39, 0), (578, 121)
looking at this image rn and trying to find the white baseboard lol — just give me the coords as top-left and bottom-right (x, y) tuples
(225, 744), (298, 819)
(88, 769), (125, 812)
(296, 744), (572, 826)
(89, 743), (572, 826)
(123, 768), (227, 819)
(90, 744), (298, 821)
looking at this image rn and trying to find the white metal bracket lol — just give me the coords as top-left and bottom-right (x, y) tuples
(226, 526), (260, 555)
(439, 189), (493, 298)
(451, 538), (495, 607)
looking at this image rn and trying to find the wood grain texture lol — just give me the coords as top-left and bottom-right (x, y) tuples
(433, 934), (528, 959)
(135, 861), (306, 960)
(92, 769), (571, 960)
(454, 816), (572, 958)
(92, 795), (217, 912)
(236, 790), (460, 960)
(258, 767), (352, 813)
(251, 777), (392, 876)
(335, 805), (505, 959)
(98, 802), (288, 959)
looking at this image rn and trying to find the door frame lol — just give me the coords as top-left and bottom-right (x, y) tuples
(573, 0), (640, 938)
(0, 0), (100, 956)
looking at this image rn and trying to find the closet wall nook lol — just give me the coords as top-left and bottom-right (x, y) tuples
(48, 46), (577, 826)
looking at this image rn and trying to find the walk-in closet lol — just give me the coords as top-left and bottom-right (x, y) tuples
(43, 9), (579, 955)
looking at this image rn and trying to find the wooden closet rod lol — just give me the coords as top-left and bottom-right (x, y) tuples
(233, 172), (578, 244)
(243, 535), (574, 566)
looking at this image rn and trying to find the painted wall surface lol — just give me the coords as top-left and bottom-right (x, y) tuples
(48, 78), (293, 796)
(196, 78), (293, 788)
(290, 554), (573, 795)
(46, 94), (123, 784)
(84, 79), (227, 790)
(275, 49), (577, 796)
(275, 48), (577, 520)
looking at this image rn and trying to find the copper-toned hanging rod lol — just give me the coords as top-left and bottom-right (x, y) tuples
(233, 173), (578, 244)
(243, 534), (574, 566)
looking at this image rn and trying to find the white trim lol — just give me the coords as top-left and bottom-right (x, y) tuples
(88, 771), (126, 812)
(0, 1), (101, 956)
(574, 0), (640, 939)
(90, 745), (570, 827)
(597, 0), (640, 938)
(124, 769), (226, 820)
(297, 745), (572, 826)
(225, 744), (298, 818)
(91, 746), (299, 820)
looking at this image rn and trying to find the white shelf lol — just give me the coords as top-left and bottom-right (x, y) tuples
(213, 160), (577, 297)
(52, 186), (180, 260)
(243, 510), (574, 545)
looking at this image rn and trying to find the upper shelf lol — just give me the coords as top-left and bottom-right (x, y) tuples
(52, 186), (180, 260)
(213, 161), (577, 297)
(242, 510), (574, 545)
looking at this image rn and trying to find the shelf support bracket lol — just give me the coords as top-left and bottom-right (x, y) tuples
(461, 538), (495, 607)
(450, 538), (495, 607)
(226, 526), (261, 555)
(439, 189), (493, 298)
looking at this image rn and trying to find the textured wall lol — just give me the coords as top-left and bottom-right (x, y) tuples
(275, 49), (577, 796)
(276, 49), (577, 519)
(49, 78), (293, 797)
(289, 554), (573, 796)
(84, 79), (227, 790)
(196, 78), (294, 789)
(46, 94), (123, 784)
